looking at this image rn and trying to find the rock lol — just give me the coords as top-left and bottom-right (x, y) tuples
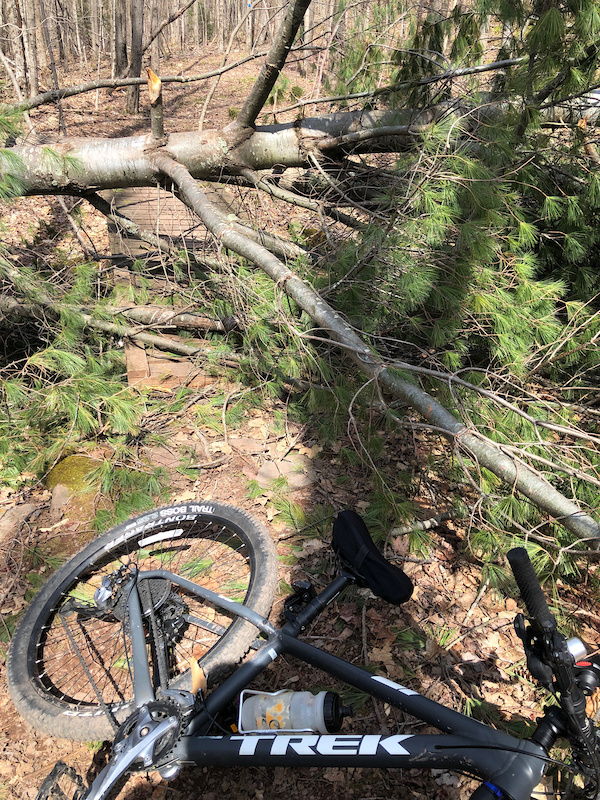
(45, 455), (100, 493)
(0, 503), (38, 564)
(256, 452), (316, 489)
(49, 483), (70, 520)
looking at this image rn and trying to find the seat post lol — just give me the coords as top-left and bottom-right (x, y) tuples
(281, 574), (352, 636)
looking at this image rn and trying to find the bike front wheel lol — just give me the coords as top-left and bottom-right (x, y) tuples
(8, 502), (277, 741)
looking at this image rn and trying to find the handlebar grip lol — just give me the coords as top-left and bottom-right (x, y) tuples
(507, 547), (557, 634)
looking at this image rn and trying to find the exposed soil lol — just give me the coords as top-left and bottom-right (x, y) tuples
(1, 48), (600, 800)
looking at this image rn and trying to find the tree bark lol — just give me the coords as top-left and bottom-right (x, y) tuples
(22, 0), (40, 96)
(4, 108), (427, 194)
(113, 0), (127, 76)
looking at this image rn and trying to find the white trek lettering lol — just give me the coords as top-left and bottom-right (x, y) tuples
(377, 735), (411, 755)
(271, 735), (319, 755)
(232, 735), (276, 755)
(232, 734), (412, 757)
(315, 736), (362, 755)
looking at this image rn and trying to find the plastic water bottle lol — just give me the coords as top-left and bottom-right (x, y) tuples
(239, 690), (351, 733)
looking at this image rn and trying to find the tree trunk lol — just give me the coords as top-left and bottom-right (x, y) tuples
(113, 0), (127, 76)
(10, 0), (30, 94)
(4, 107), (427, 194)
(126, 0), (143, 113)
(21, 0), (40, 96)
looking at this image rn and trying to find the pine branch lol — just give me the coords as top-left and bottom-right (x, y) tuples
(107, 305), (238, 332)
(390, 361), (600, 448)
(150, 150), (600, 546)
(0, 294), (227, 357)
(274, 57), (528, 117)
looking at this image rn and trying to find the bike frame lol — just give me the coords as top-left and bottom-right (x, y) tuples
(106, 568), (550, 800)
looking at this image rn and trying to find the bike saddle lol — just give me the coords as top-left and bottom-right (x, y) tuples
(332, 510), (413, 605)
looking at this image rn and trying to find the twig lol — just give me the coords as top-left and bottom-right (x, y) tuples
(463, 579), (490, 625)
(390, 511), (455, 536)
(56, 197), (102, 258)
(187, 455), (230, 469)
(198, 3), (256, 132)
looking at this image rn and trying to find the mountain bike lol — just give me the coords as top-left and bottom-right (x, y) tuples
(7, 501), (600, 800)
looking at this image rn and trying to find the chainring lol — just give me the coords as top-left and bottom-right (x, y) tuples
(113, 700), (182, 770)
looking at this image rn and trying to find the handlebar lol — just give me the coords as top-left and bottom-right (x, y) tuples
(506, 547), (557, 635)
(507, 546), (600, 796)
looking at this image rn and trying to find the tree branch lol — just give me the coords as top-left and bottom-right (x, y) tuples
(107, 304), (238, 331)
(274, 57), (527, 117)
(239, 167), (368, 230)
(150, 150), (600, 545)
(0, 54), (270, 115)
(228, 0), (312, 133)
(141, 0), (199, 56)
(0, 294), (226, 357)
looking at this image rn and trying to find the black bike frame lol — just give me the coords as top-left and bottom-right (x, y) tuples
(129, 570), (549, 800)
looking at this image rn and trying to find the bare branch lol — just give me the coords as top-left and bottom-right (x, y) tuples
(228, 0), (312, 133)
(0, 54), (270, 115)
(239, 167), (367, 230)
(142, 0), (199, 56)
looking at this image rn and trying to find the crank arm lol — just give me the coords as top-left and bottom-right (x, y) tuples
(84, 710), (179, 800)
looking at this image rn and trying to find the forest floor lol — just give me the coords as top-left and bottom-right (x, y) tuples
(1, 48), (600, 800)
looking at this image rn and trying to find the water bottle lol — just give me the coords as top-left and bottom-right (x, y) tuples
(239, 690), (351, 733)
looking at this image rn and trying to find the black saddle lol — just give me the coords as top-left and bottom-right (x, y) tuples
(332, 510), (413, 605)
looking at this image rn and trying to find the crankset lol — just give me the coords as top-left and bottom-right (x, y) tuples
(84, 702), (181, 800)
(113, 700), (182, 770)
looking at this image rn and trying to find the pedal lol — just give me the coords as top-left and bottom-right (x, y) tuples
(284, 580), (316, 622)
(35, 761), (87, 800)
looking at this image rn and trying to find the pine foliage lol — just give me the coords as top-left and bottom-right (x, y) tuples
(314, 0), (600, 570)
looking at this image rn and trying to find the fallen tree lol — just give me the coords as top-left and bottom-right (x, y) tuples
(1, 0), (600, 556)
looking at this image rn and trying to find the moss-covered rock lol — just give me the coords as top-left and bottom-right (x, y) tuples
(46, 454), (100, 493)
